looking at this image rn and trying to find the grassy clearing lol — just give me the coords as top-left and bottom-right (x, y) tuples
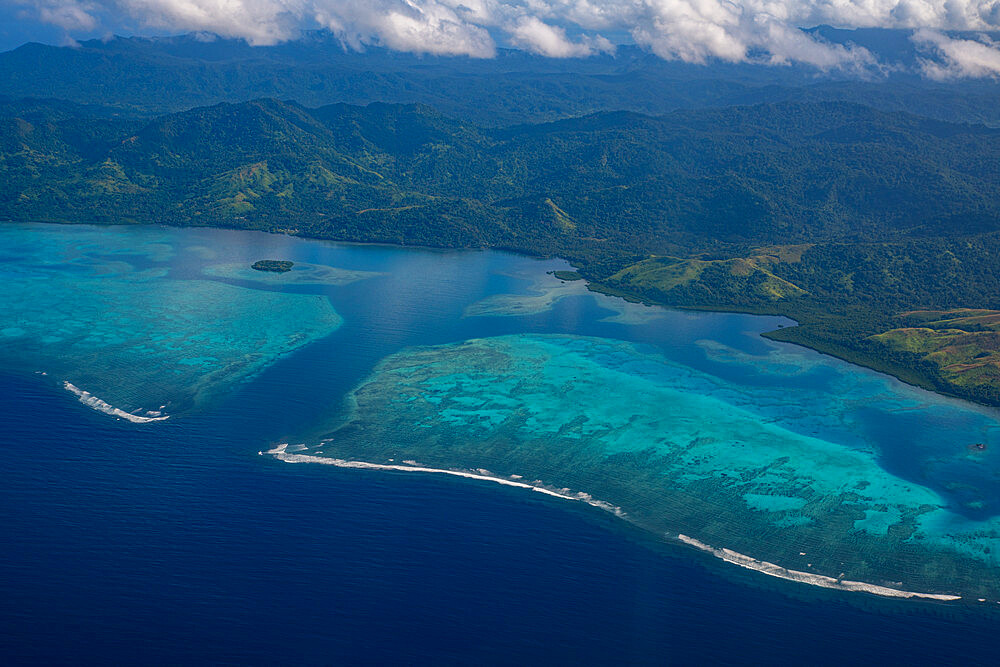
(873, 310), (1000, 389)
(608, 254), (806, 302)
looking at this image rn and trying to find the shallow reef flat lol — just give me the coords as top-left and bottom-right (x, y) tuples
(298, 334), (1000, 600)
(0, 225), (343, 418)
(464, 270), (591, 317)
(464, 269), (666, 324)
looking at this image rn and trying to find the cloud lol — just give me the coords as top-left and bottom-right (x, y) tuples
(32, 0), (99, 31)
(313, 0), (496, 55)
(508, 16), (612, 57)
(913, 28), (1000, 79)
(14, 0), (1000, 74)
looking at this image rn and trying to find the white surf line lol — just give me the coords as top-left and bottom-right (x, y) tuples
(265, 444), (625, 517)
(677, 534), (961, 601)
(63, 381), (170, 424)
(266, 445), (963, 601)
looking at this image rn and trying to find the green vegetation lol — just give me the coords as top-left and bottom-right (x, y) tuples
(251, 260), (294, 273)
(872, 310), (1000, 394)
(552, 270), (582, 281)
(6, 97), (1000, 404)
(607, 254), (806, 303)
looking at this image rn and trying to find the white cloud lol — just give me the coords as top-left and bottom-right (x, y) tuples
(509, 16), (611, 57)
(117, 0), (300, 45)
(16, 0), (1000, 74)
(313, 0), (496, 55)
(913, 28), (1000, 79)
(32, 0), (99, 31)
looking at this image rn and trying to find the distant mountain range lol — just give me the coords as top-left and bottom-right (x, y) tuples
(4, 28), (1000, 126)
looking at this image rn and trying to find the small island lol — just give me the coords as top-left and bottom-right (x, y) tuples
(552, 270), (583, 281)
(251, 260), (294, 273)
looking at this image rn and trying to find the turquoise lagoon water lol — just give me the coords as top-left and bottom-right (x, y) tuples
(0, 224), (347, 416)
(306, 334), (1000, 597)
(5, 222), (1000, 602)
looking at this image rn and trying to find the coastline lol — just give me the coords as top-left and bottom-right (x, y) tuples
(7, 219), (993, 410)
(585, 279), (1000, 410)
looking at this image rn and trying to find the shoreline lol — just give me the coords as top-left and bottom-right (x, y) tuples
(267, 445), (965, 603)
(63, 381), (170, 424)
(583, 279), (991, 408)
(584, 282), (1000, 412)
(9, 220), (995, 411)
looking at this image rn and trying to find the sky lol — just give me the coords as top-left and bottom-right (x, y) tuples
(4, 0), (1000, 78)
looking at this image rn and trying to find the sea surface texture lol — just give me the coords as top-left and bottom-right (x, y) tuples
(4, 222), (1000, 663)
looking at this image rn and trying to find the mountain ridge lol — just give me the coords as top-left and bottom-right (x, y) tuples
(7, 29), (1000, 127)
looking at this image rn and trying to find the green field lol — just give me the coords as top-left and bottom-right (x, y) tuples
(873, 310), (1000, 390)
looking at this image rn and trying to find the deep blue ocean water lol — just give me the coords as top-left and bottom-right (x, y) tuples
(3, 370), (999, 665)
(2, 224), (1000, 664)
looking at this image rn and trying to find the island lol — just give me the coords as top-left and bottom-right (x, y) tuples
(251, 260), (294, 273)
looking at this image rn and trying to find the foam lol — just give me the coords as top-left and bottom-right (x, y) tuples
(63, 381), (170, 424)
(677, 535), (961, 601)
(266, 444), (625, 517)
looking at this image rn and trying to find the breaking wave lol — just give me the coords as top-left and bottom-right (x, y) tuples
(265, 443), (624, 517)
(63, 381), (170, 424)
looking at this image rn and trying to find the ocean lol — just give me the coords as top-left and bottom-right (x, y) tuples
(1, 223), (998, 664)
